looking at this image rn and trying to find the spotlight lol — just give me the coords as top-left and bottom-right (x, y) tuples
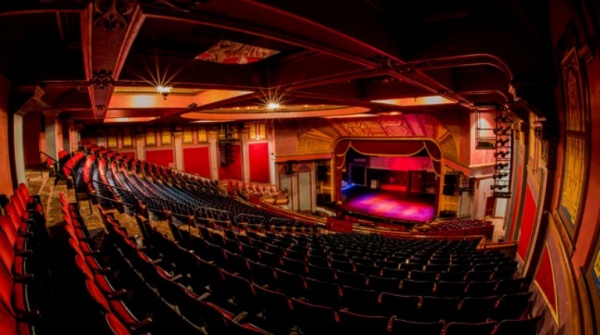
(495, 163), (508, 170)
(494, 126), (511, 135)
(494, 115), (510, 123)
(496, 139), (510, 146)
(494, 151), (510, 158)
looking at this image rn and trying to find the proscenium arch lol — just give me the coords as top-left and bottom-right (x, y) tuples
(333, 137), (444, 213)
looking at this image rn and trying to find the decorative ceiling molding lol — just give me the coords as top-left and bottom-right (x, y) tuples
(93, 0), (136, 30)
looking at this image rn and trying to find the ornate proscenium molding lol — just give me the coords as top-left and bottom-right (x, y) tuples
(93, 0), (136, 30)
(91, 69), (114, 90)
(534, 117), (558, 170)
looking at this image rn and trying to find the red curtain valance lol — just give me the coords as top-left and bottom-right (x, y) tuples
(335, 140), (442, 175)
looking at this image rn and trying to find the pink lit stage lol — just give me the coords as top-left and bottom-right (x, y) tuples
(342, 185), (436, 223)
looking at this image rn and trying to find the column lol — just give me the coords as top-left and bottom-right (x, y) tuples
(241, 125), (249, 182)
(13, 114), (26, 184)
(135, 129), (145, 160)
(268, 120), (276, 185)
(209, 128), (219, 180)
(43, 111), (60, 159)
(173, 129), (183, 171)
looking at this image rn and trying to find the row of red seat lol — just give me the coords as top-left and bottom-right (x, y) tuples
(60, 193), (150, 335)
(0, 183), (48, 335)
(413, 219), (494, 238)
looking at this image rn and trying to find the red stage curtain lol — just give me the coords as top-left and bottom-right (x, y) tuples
(335, 139), (442, 175)
(183, 146), (211, 178)
(145, 149), (174, 168)
(249, 142), (270, 183)
(218, 143), (242, 180)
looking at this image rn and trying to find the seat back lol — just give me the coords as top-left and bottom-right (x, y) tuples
(390, 318), (444, 335)
(338, 309), (390, 335)
(491, 315), (541, 335)
(444, 321), (497, 335)
(291, 297), (339, 334)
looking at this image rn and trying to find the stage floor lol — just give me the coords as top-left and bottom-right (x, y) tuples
(341, 185), (436, 222)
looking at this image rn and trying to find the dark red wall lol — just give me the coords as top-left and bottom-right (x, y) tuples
(517, 185), (537, 260)
(145, 149), (174, 168)
(248, 142), (270, 183)
(183, 146), (211, 178)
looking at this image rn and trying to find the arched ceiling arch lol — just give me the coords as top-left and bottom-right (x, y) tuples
(294, 114), (458, 162)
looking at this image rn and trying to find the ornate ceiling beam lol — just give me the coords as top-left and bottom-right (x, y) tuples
(81, 0), (144, 119)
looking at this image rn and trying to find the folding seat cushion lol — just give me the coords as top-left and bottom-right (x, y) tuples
(15, 187), (42, 216)
(0, 261), (37, 316)
(104, 312), (137, 335)
(86, 280), (151, 332)
(0, 232), (35, 279)
(0, 216), (30, 252)
(4, 205), (32, 235)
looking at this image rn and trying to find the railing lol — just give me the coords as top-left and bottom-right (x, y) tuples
(38, 151), (59, 178)
(87, 179), (138, 214)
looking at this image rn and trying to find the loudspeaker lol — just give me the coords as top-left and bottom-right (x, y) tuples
(443, 174), (457, 195)
(317, 165), (328, 181)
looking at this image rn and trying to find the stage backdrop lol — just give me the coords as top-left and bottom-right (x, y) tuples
(248, 142), (270, 183)
(183, 146), (211, 178)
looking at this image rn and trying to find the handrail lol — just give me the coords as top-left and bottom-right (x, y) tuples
(39, 151), (59, 178)
(144, 194), (196, 216)
(88, 192), (135, 209)
(87, 178), (138, 214)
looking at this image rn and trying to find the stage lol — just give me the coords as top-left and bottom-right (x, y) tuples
(341, 184), (436, 223)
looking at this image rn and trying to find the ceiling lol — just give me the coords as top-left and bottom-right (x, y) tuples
(1, 0), (555, 125)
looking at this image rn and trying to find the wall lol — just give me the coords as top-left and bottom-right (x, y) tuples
(248, 142), (270, 183)
(469, 110), (496, 167)
(0, 74), (12, 195)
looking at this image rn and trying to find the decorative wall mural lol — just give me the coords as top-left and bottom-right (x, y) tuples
(558, 47), (589, 235)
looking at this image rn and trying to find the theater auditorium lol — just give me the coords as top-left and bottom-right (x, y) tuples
(0, 1), (599, 334)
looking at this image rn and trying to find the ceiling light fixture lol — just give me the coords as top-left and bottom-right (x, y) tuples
(371, 95), (457, 107)
(258, 87), (288, 112)
(156, 85), (172, 100)
(266, 102), (280, 110)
